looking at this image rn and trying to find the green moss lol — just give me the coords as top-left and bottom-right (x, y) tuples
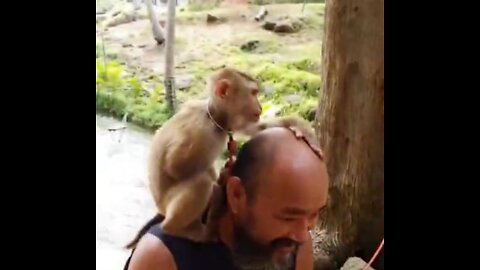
(285, 58), (319, 73)
(280, 96), (318, 120)
(252, 63), (321, 97)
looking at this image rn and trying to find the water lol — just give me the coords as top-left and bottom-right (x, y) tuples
(96, 115), (156, 270)
(96, 114), (228, 269)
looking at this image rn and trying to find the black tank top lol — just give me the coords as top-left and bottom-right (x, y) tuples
(124, 224), (236, 270)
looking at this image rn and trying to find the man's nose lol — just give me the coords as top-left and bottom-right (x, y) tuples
(289, 219), (311, 244)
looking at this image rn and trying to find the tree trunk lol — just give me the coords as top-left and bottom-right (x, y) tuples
(145, 0), (165, 44)
(316, 0), (384, 269)
(164, 0), (177, 113)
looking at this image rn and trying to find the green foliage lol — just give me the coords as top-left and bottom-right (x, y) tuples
(96, 59), (171, 130)
(128, 101), (171, 130)
(96, 59), (126, 90)
(150, 84), (164, 103)
(252, 63), (321, 97)
(249, 63), (321, 123)
(285, 58), (319, 73)
(279, 96), (318, 120)
(96, 90), (128, 116)
(127, 77), (144, 99)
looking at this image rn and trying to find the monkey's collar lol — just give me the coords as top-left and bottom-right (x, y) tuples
(206, 99), (232, 135)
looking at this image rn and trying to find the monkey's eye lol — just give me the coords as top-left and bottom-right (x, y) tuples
(252, 89), (259, 96)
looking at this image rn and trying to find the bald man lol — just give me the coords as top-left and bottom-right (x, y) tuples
(124, 127), (329, 270)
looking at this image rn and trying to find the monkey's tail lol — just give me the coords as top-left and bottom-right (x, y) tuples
(125, 213), (164, 250)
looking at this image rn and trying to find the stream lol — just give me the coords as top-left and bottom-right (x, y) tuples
(96, 115), (156, 270)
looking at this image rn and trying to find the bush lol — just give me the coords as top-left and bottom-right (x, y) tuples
(96, 59), (172, 130)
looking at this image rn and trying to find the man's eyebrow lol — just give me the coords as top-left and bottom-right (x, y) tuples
(281, 207), (308, 215)
(281, 205), (328, 216)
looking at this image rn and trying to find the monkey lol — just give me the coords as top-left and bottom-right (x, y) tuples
(129, 67), (263, 246)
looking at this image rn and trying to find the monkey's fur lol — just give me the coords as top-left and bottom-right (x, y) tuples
(142, 68), (263, 244)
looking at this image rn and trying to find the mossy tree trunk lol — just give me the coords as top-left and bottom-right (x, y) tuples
(316, 0), (384, 269)
(164, 0), (177, 113)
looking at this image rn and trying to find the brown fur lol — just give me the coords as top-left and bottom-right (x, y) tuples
(143, 67), (262, 244)
(241, 115), (319, 147)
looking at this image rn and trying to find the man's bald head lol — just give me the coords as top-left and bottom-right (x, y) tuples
(225, 127), (329, 267)
(230, 127), (326, 203)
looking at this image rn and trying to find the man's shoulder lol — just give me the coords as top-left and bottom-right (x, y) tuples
(127, 233), (177, 270)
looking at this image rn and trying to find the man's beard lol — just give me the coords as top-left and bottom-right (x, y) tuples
(230, 218), (300, 270)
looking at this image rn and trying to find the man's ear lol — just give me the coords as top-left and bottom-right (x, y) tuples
(214, 79), (230, 98)
(226, 176), (246, 214)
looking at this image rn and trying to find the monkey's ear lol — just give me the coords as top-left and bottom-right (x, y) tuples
(215, 79), (230, 98)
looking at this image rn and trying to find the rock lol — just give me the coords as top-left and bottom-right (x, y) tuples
(263, 84), (274, 95)
(254, 6), (268, 22)
(102, 4), (137, 28)
(274, 21), (295, 33)
(102, 12), (135, 28)
(240, 40), (260, 52)
(340, 257), (375, 270)
(284, 94), (302, 104)
(262, 21), (276, 31)
(206, 14), (219, 24)
(273, 18), (304, 34)
(176, 74), (194, 91)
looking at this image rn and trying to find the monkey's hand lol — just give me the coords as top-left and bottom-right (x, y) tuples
(287, 126), (324, 160)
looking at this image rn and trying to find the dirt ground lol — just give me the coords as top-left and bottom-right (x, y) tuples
(96, 4), (323, 82)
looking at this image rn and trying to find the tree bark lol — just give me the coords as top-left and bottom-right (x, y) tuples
(146, 0), (165, 44)
(316, 0), (384, 269)
(164, 0), (177, 113)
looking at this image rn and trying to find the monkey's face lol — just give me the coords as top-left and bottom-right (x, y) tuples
(215, 77), (262, 131)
